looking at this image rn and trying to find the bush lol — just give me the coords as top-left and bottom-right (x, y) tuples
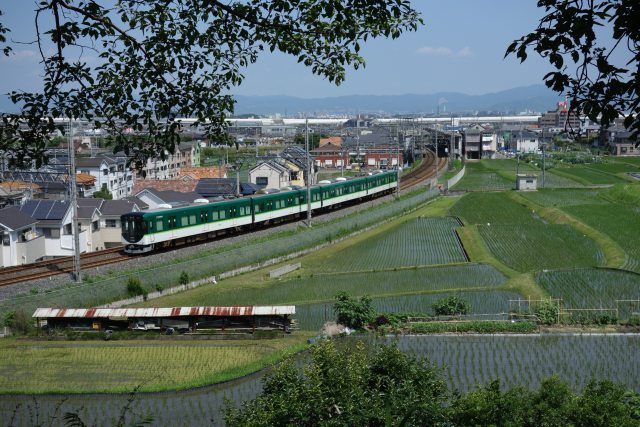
(534, 299), (559, 325)
(126, 276), (147, 298)
(432, 296), (471, 316)
(333, 292), (375, 329)
(4, 310), (33, 335)
(179, 271), (189, 285)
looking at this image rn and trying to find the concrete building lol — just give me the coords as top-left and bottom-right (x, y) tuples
(76, 154), (133, 199)
(0, 206), (42, 267)
(606, 129), (640, 156)
(516, 174), (538, 191)
(503, 129), (540, 153)
(311, 143), (349, 168)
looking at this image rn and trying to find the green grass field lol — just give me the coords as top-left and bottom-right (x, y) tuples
(549, 165), (627, 185)
(478, 224), (605, 272)
(518, 188), (610, 207)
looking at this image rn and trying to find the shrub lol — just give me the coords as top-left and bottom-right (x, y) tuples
(179, 271), (189, 285)
(534, 299), (560, 325)
(432, 296), (471, 316)
(126, 276), (146, 298)
(4, 310), (33, 334)
(333, 292), (375, 329)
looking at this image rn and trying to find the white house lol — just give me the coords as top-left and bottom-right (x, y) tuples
(20, 199), (87, 258)
(506, 129), (540, 153)
(0, 206), (44, 267)
(76, 154), (133, 200)
(248, 160), (291, 189)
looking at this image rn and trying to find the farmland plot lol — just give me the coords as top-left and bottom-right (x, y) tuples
(388, 335), (640, 392)
(452, 170), (513, 191)
(537, 268), (640, 315)
(519, 188), (609, 207)
(295, 290), (524, 330)
(564, 204), (640, 273)
(450, 192), (542, 225)
(478, 224), (605, 272)
(550, 166), (627, 185)
(311, 217), (467, 273)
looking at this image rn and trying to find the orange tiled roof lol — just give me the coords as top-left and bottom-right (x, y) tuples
(0, 180), (41, 191)
(75, 173), (96, 184)
(179, 166), (227, 179)
(133, 179), (198, 194)
(319, 136), (343, 147)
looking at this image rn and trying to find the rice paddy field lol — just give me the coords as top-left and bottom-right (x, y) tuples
(304, 217), (468, 272)
(2, 334), (638, 426)
(478, 224), (605, 272)
(450, 192), (542, 225)
(0, 336), (309, 394)
(537, 268), (640, 313)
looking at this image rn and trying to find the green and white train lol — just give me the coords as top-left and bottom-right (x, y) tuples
(121, 170), (397, 253)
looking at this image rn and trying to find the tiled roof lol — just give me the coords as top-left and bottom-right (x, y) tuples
(77, 198), (104, 209)
(100, 199), (139, 216)
(0, 181), (42, 191)
(77, 206), (98, 220)
(195, 178), (237, 197)
(179, 166), (227, 179)
(76, 173), (96, 184)
(141, 188), (203, 204)
(122, 196), (149, 210)
(133, 179), (198, 194)
(319, 136), (343, 147)
(0, 206), (37, 231)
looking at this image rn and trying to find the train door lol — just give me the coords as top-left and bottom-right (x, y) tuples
(168, 216), (177, 238)
(200, 211), (209, 232)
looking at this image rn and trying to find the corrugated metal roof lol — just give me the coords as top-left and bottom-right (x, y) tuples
(33, 306), (295, 318)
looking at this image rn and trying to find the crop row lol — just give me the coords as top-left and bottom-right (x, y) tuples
(309, 217), (467, 273)
(450, 192), (543, 225)
(564, 203), (640, 273)
(537, 268), (640, 316)
(295, 290), (524, 330)
(478, 224), (605, 272)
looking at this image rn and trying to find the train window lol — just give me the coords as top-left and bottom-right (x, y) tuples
(189, 214), (196, 224)
(181, 216), (189, 227)
(219, 210), (226, 220)
(156, 217), (164, 232)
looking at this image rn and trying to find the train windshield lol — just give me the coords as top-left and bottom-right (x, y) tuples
(121, 215), (146, 243)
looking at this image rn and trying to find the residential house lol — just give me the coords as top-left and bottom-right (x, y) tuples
(0, 206), (43, 267)
(76, 154), (133, 199)
(195, 179), (258, 198)
(281, 146), (315, 186)
(605, 129), (640, 156)
(462, 124), (497, 159)
(20, 199), (87, 258)
(98, 199), (141, 247)
(133, 176), (198, 195)
(248, 160), (291, 189)
(311, 143), (348, 169)
(135, 188), (203, 209)
(179, 166), (227, 180)
(363, 145), (403, 169)
(0, 181), (43, 208)
(503, 129), (540, 153)
(76, 199), (103, 252)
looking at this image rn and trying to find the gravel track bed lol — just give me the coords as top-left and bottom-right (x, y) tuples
(0, 186), (426, 302)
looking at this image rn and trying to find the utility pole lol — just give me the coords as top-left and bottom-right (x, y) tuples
(541, 143), (546, 188)
(396, 124), (400, 198)
(449, 115), (455, 171)
(305, 118), (312, 227)
(68, 118), (82, 282)
(434, 124), (439, 181)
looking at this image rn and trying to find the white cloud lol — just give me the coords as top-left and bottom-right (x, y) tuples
(416, 46), (473, 58)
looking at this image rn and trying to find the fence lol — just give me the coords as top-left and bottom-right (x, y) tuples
(508, 297), (640, 323)
(445, 166), (466, 191)
(0, 188), (439, 319)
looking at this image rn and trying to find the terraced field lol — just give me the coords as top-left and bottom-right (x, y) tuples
(393, 335), (640, 392)
(477, 224), (605, 272)
(550, 166), (627, 185)
(537, 268), (640, 314)
(296, 290), (523, 330)
(519, 188), (609, 207)
(564, 203), (640, 272)
(450, 192), (541, 225)
(307, 217), (467, 273)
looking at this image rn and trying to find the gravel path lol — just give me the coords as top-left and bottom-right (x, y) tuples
(1, 185), (430, 302)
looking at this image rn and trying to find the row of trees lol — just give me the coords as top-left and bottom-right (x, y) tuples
(225, 339), (640, 426)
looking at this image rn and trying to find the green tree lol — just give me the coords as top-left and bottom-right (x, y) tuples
(225, 340), (448, 426)
(333, 291), (375, 329)
(92, 183), (113, 200)
(534, 298), (560, 325)
(0, 2), (422, 170)
(507, 0), (639, 140)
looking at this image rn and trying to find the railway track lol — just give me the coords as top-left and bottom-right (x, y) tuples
(0, 247), (129, 287)
(400, 151), (447, 190)
(0, 155), (445, 287)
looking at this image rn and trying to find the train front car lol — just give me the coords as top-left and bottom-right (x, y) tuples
(121, 212), (152, 253)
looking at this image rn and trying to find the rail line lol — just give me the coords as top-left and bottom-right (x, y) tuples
(0, 155), (444, 287)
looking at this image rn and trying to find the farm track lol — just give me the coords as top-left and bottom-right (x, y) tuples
(0, 247), (129, 287)
(0, 156), (441, 287)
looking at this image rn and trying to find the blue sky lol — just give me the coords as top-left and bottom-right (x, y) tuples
(0, 1), (571, 98)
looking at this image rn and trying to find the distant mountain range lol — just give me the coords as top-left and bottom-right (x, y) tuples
(233, 85), (562, 116)
(0, 84), (562, 116)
